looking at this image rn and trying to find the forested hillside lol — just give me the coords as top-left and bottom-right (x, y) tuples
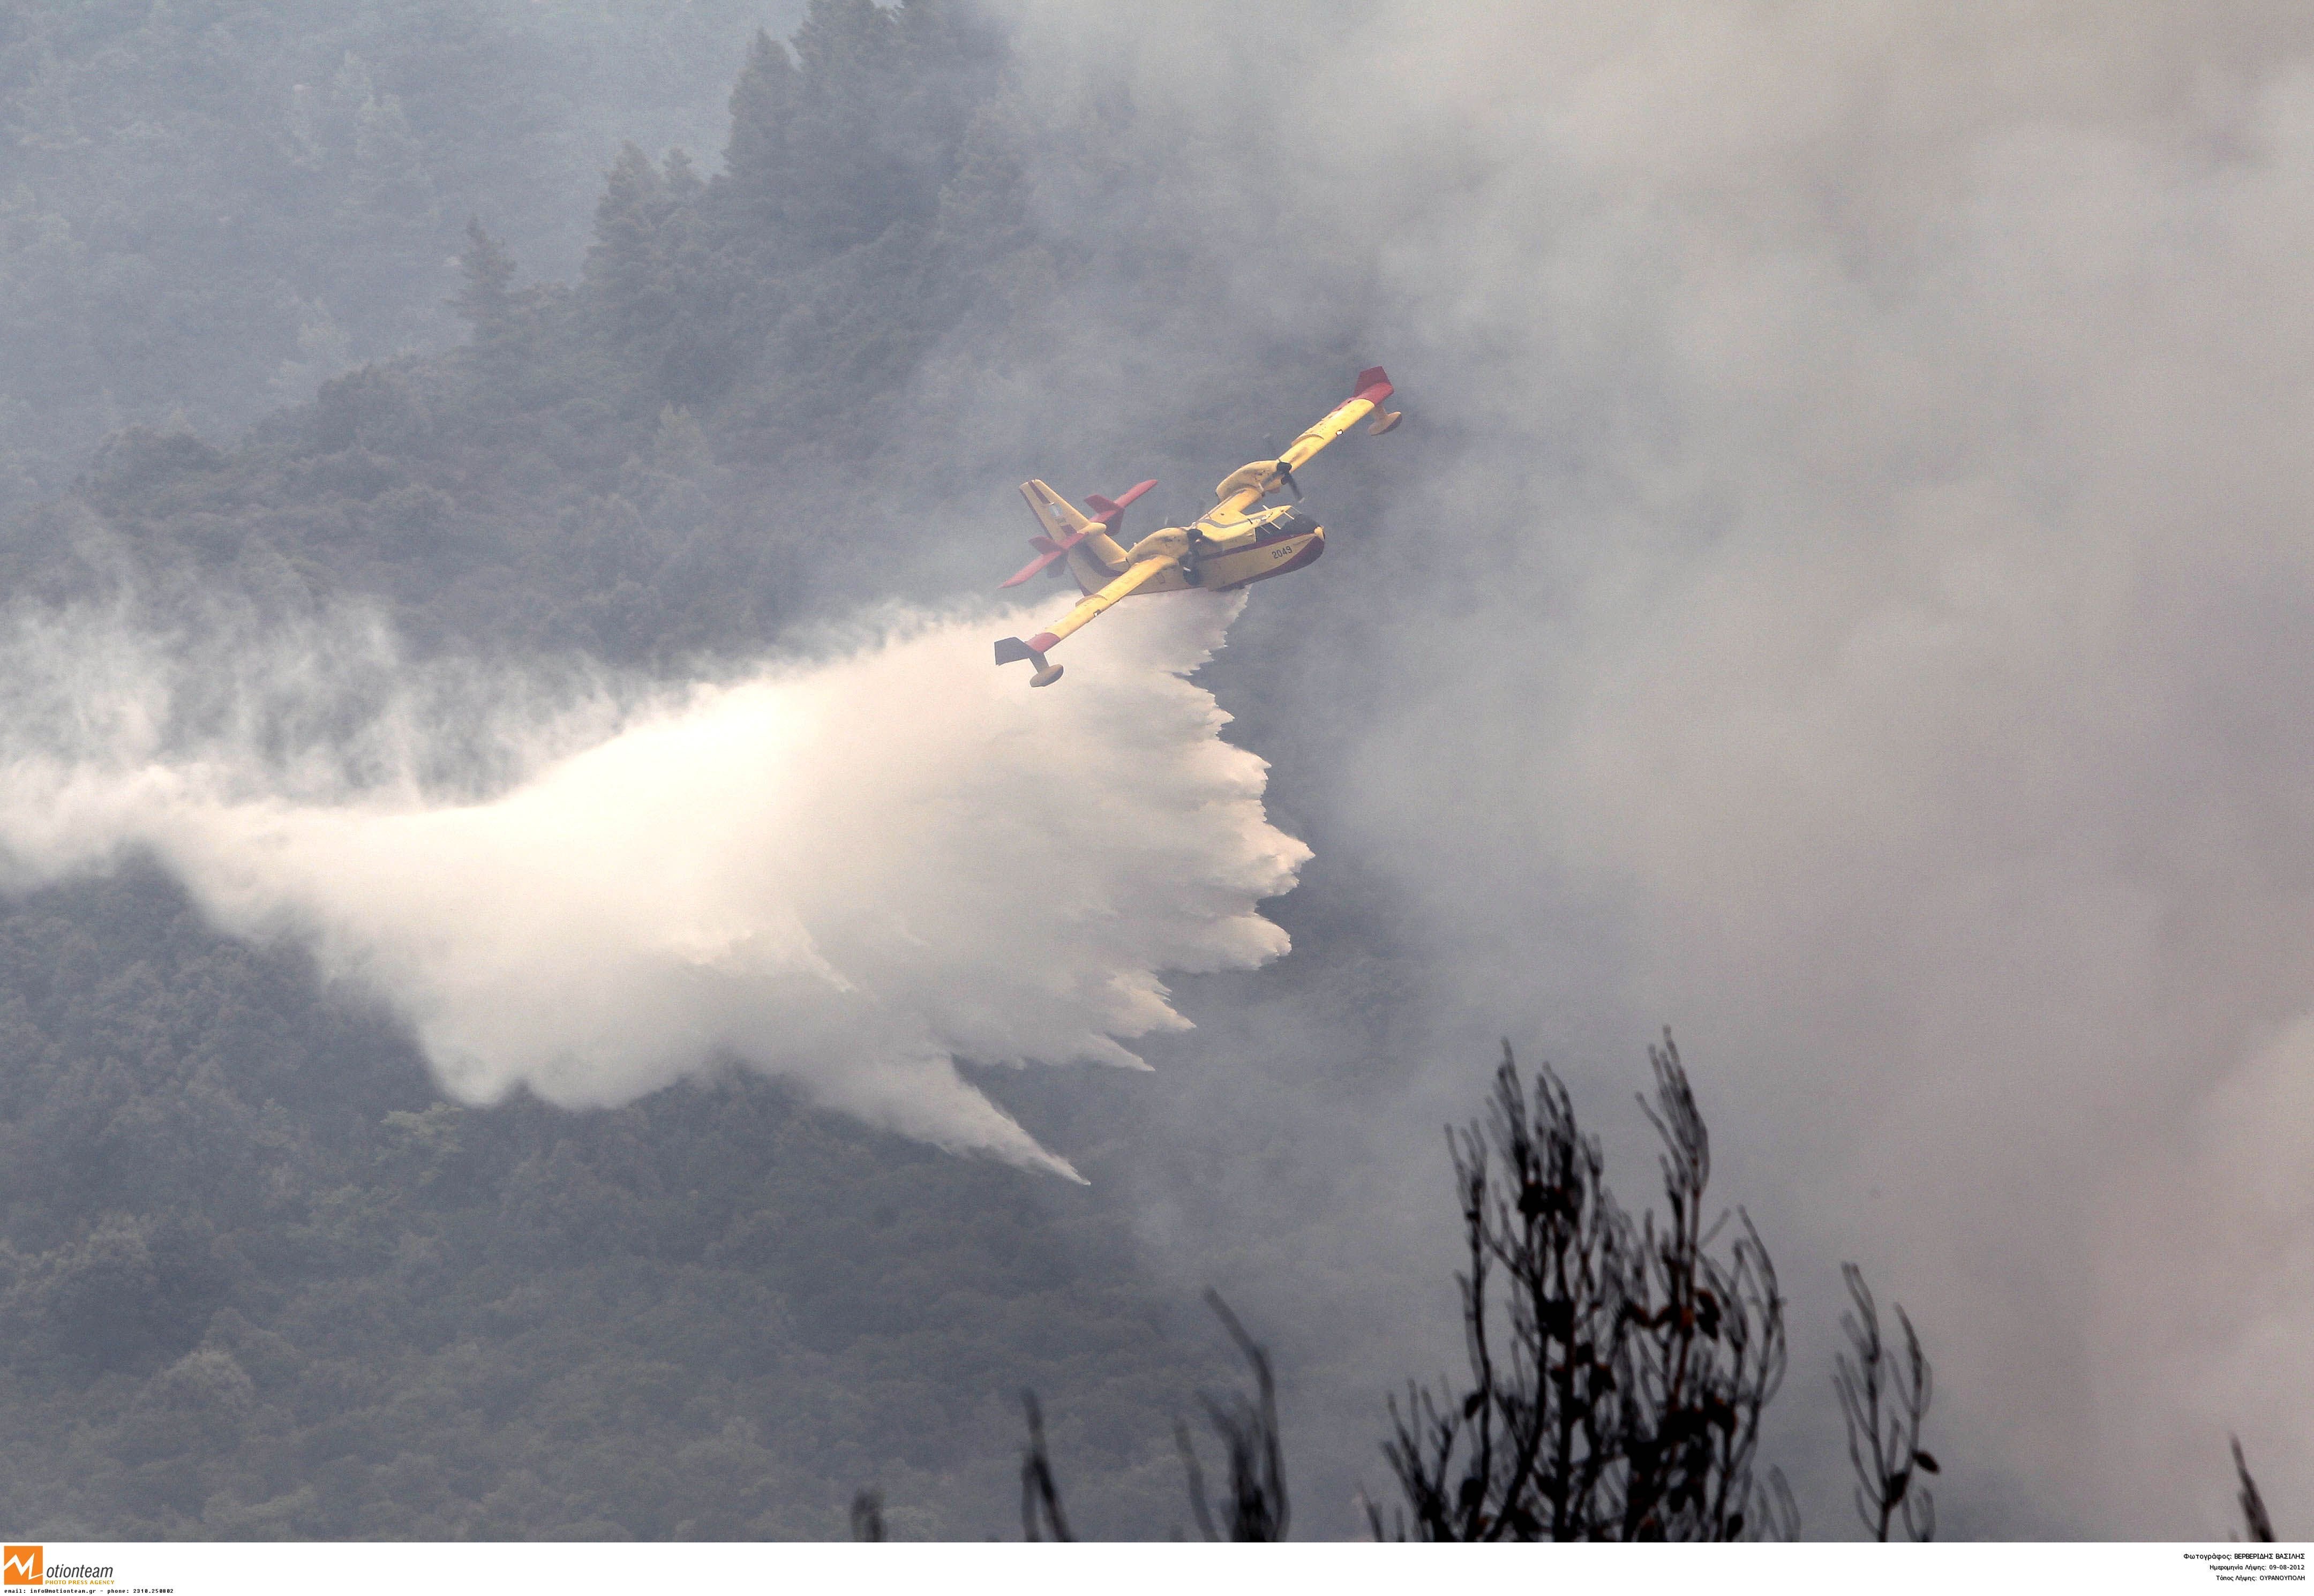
(0, 0), (1366, 1539)
(0, 865), (1234, 1539)
(3, 0), (1399, 658)
(0, 0), (800, 514)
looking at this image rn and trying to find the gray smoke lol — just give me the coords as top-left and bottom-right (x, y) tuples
(978, 0), (2314, 1537)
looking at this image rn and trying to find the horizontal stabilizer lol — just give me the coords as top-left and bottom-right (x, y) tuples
(1000, 536), (1069, 589)
(1084, 479), (1157, 524)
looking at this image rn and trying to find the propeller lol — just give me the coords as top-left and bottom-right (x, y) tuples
(1181, 524), (1211, 586)
(1274, 461), (1301, 501)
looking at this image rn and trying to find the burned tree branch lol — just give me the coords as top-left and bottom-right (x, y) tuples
(2233, 1436), (2276, 1543)
(1019, 1389), (1073, 1542)
(1176, 1289), (1290, 1541)
(1834, 1262), (1937, 1541)
(1383, 1034), (1786, 1541)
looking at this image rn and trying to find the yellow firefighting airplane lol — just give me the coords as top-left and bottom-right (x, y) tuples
(993, 366), (1402, 685)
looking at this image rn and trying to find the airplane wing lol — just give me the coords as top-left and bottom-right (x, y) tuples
(1209, 366), (1400, 518)
(994, 555), (1176, 684)
(1280, 366), (1400, 472)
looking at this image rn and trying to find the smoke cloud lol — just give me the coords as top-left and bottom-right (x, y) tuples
(0, 591), (1306, 1181)
(12, 0), (2312, 1539)
(973, 0), (2314, 1536)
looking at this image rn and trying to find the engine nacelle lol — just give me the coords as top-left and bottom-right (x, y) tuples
(1213, 460), (1283, 500)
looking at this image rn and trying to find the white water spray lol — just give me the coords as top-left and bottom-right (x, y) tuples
(0, 592), (1307, 1179)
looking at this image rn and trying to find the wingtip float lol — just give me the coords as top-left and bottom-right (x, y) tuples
(991, 367), (1401, 686)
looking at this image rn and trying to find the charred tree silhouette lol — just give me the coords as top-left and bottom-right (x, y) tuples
(1019, 1390), (1074, 1541)
(2233, 1437), (2276, 1542)
(1834, 1263), (1937, 1540)
(848, 1488), (885, 1541)
(1378, 1035), (1789, 1541)
(1175, 1289), (1290, 1541)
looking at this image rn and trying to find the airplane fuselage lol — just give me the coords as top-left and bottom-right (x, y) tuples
(1069, 505), (1325, 597)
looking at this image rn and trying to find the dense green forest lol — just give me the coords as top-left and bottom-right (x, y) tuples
(0, 0), (802, 515)
(0, 0), (1418, 1539)
(0, 865), (1228, 1538)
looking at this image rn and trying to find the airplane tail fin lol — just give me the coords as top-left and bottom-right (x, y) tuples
(1021, 480), (1130, 571)
(1021, 480), (1095, 537)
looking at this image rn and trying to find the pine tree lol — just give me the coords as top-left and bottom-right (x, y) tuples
(584, 144), (724, 406)
(662, 148), (704, 205)
(350, 92), (438, 225)
(778, 0), (913, 255)
(722, 29), (801, 231)
(450, 217), (532, 404)
(935, 95), (1034, 261)
(930, 94), (1057, 347)
(451, 217), (516, 329)
(586, 144), (672, 350)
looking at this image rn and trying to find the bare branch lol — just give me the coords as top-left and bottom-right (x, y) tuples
(2233, 1436), (2276, 1543)
(1019, 1389), (1073, 1542)
(1383, 1033), (1784, 1541)
(1835, 1262), (1936, 1541)
(1175, 1419), (1219, 1541)
(1177, 1290), (1290, 1540)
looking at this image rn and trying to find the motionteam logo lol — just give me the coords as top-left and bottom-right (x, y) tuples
(3, 1547), (112, 1589)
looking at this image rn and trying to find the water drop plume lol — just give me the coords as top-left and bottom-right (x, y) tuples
(0, 592), (1308, 1180)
